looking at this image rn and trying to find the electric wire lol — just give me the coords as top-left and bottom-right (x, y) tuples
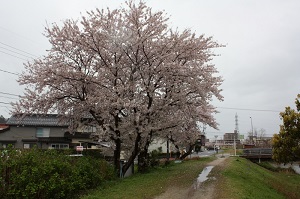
(0, 41), (37, 58)
(216, 106), (281, 113)
(0, 46), (34, 59)
(0, 96), (19, 100)
(0, 68), (19, 75)
(0, 102), (10, 105)
(0, 26), (45, 47)
(0, 92), (20, 97)
(0, 50), (28, 61)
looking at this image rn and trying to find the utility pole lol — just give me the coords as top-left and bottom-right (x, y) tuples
(234, 133), (237, 156)
(234, 113), (239, 156)
(250, 117), (254, 145)
(214, 135), (218, 152)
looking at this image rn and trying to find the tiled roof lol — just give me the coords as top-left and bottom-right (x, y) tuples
(6, 114), (69, 127)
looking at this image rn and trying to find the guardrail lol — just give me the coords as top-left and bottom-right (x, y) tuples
(241, 148), (272, 160)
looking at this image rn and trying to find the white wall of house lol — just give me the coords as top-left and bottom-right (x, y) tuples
(148, 138), (176, 154)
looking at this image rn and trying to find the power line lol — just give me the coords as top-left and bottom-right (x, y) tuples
(0, 26), (45, 47)
(0, 41), (37, 58)
(0, 92), (20, 97)
(0, 50), (28, 61)
(0, 68), (19, 75)
(216, 106), (281, 113)
(0, 46), (34, 59)
(0, 102), (11, 105)
(0, 95), (19, 100)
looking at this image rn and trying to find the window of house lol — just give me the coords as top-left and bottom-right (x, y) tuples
(36, 128), (50, 137)
(0, 143), (15, 148)
(50, 143), (69, 149)
(23, 143), (37, 149)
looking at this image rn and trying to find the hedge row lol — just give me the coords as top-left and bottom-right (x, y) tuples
(0, 148), (115, 199)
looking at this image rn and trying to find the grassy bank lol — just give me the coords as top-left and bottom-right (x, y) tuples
(216, 157), (300, 199)
(82, 157), (213, 199)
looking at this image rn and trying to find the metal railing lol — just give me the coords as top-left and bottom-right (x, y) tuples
(242, 148), (272, 159)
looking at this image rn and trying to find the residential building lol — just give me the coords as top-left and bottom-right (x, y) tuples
(0, 114), (97, 149)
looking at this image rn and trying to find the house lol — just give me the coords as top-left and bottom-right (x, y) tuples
(0, 124), (10, 148)
(148, 137), (176, 154)
(0, 114), (97, 149)
(148, 134), (206, 154)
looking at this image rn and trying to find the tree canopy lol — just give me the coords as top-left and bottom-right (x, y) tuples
(14, 1), (223, 174)
(272, 94), (300, 163)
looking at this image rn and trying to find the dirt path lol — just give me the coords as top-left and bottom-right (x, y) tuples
(154, 154), (230, 199)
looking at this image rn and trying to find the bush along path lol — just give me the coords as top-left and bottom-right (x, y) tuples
(0, 148), (115, 199)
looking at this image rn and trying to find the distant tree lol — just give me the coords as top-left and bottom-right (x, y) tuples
(257, 128), (266, 138)
(13, 1), (223, 174)
(272, 94), (300, 163)
(0, 115), (6, 123)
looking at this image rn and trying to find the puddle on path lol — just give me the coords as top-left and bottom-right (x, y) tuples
(193, 166), (214, 189)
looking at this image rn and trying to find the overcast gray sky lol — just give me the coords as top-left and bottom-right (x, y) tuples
(1, 0), (300, 139)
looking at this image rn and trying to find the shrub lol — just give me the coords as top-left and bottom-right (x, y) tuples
(0, 147), (115, 199)
(149, 147), (162, 167)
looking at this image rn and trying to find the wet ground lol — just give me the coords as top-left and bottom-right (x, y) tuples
(193, 165), (214, 189)
(154, 153), (229, 199)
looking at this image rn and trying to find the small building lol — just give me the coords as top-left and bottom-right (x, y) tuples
(0, 114), (98, 149)
(223, 130), (240, 146)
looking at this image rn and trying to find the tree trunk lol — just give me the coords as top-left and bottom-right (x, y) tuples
(137, 130), (153, 172)
(121, 133), (141, 176)
(180, 144), (195, 160)
(113, 138), (121, 177)
(170, 138), (181, 159)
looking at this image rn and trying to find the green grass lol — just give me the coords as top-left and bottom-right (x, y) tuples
(216, 157), (300, 199)
(82, 157), (213, 199)
(82, 156), (300, 199)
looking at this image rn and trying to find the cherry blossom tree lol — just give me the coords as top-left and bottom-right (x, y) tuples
(14, 1), (223, 175)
